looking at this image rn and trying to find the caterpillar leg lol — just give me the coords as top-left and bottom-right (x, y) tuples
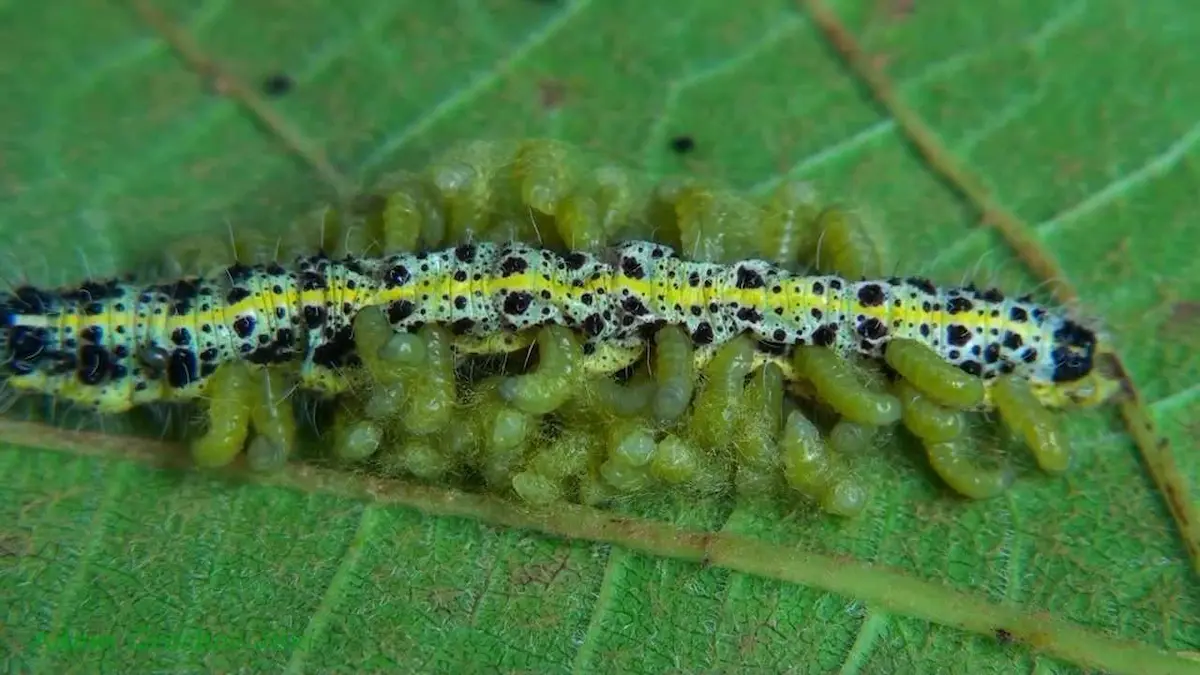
(453, 331), (536, 359)
(580, 339), (645, 375)
(190, 363), (255, 468)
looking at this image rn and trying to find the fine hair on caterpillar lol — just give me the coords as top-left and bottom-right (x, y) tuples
(0, 138), (1126, 515)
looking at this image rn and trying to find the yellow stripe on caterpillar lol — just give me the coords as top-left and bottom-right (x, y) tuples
(0, 240), (1120, 415)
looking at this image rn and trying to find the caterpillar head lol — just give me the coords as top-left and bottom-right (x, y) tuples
(1033, 319), (1124, 409)
(0, 291), (55, 398)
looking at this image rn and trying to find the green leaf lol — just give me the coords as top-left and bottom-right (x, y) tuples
(2, 0), (1199, 673)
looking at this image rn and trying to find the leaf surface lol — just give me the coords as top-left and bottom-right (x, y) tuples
(2, 1), (1198, 673)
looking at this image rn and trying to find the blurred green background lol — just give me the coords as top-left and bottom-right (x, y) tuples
(1, 0), (1198, 672)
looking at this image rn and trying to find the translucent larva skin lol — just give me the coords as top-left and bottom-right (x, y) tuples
(670, 183), (763, 264)
(554, 192), (606, 253)
(690, 337), (756, 450)
(827, 420), (877, 455)
(481, 440), (531, 492)
(607, 420), (657, 467)
(490, 406), (532, 452)
(426, 140), (509, 243)
(379, 331), (428, 366)
(564, 164), (639, 249)
(376, 186), (424, 253)
(191, 363), (255, 468)
(332, 415), (384, 462)
(512, 471), (562, 505)
(352, 307), (404, 386)
(735, 363), (786, 468)
(499, 324), (581, 415)
(456, 379), (535, 488)
(756, 180), (822, 267)
(530, 430), (594, 481)
(599, 421), (658, 493)
(586, 371), (655, 418)
(600, 457), (653, 493)
(513, 139), (575, 217)
(895, 380), (967, 444)
(808, 208), (887, 281)
(992, 376), (1070, 474)
(401, 326), (456, 436)
(247, 368), (298, 471)
(886, 338), (985, 411)
(651, 325), (696, 423)
(649, 434), (702, 485)
(793, 348), (902, 426)
(395, 441), (454, 481)
(736, 363), (788, 501)
(923, 436), (1014, 500)
(366, 172), (446, 251)
(779, 410), (868, 517)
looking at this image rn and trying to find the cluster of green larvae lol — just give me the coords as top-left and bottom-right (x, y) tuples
(78, 140), (1120, 515)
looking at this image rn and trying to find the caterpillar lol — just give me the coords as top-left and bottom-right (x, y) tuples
(0, 138), (1125, 515)
(1, 240), (1111, 413)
